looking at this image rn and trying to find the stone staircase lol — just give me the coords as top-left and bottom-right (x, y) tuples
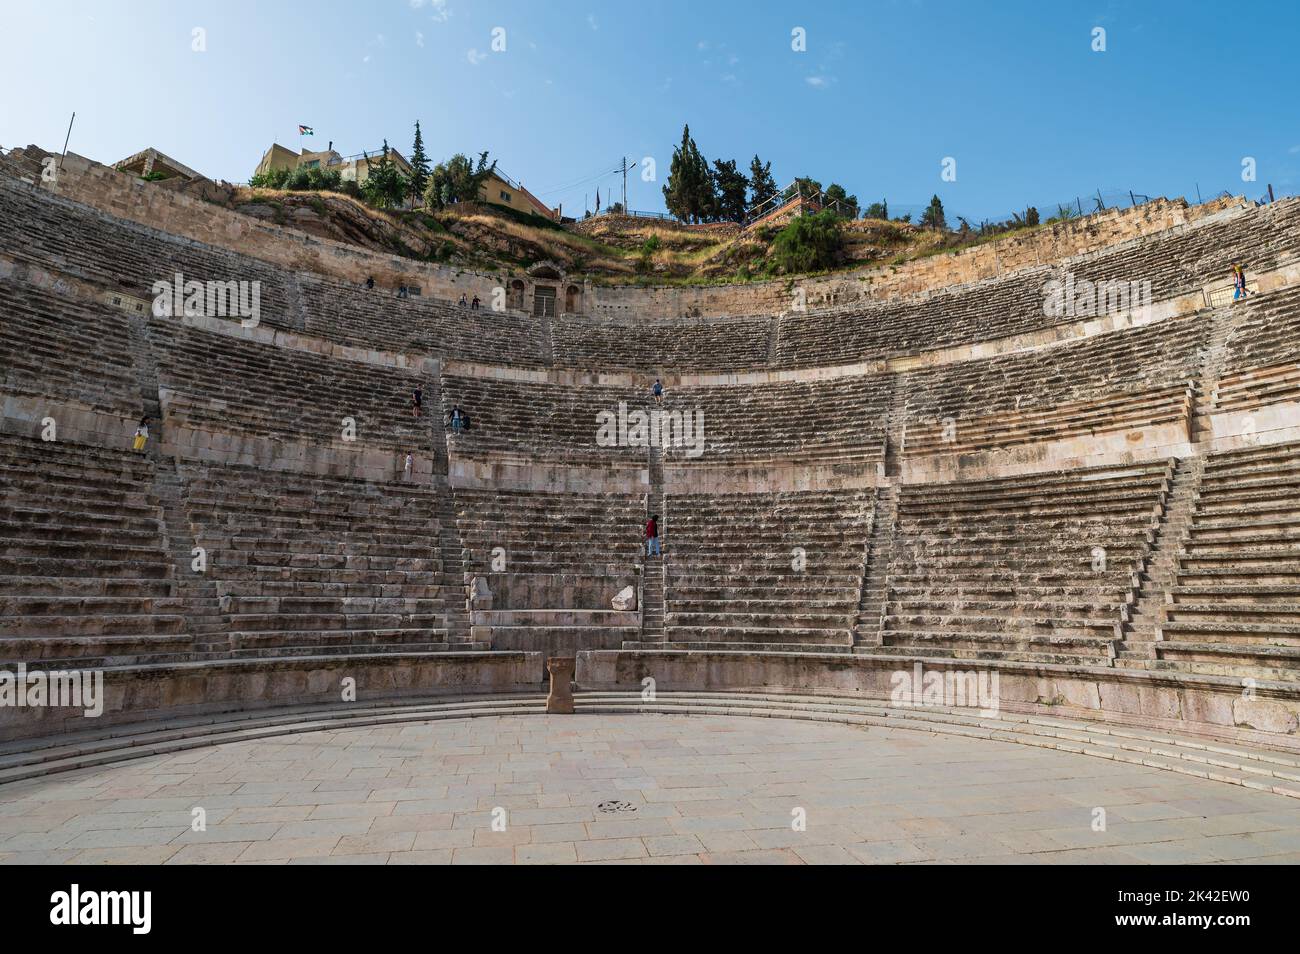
(1116, 455), (1205, 665)
(433, 484), (476, 646)
(1190, 303), (1245, 442)
(853, 484), (897, 648)
(641, 444), (665, 642)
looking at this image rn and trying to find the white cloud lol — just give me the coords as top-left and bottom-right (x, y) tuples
(416, 31), (424, 47)
(1289, 144), (1300, 154)
(805, 75), (829, 88)
(587, 14), (598, 30)
(467, 47), (486, 65)
(412, 0), (451, 21)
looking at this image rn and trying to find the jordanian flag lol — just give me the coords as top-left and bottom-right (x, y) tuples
(298, 125), (314, 136)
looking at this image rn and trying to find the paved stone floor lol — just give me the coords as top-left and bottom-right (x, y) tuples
(2, 714), (1300, 864)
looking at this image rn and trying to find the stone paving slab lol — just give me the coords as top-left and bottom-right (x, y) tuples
(2, 714), (1299, 865)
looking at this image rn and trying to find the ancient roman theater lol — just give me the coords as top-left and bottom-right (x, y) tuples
(2, 148), (1300, 865)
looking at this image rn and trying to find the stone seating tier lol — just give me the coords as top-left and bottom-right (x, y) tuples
(901, 315), (1205, 456)
(1157, 441), (1300, 680)
(299, 274), (548, 367)
(1213, 284), (1300, 413)
(178, 462), (453, 657)
(0, 176), (295, 329)
(777, 198), (1300, 369)
(551, 314), (772, 372)
(443, 371), (891, 466)
(661, 489), (875, 647)
(150, 320), (432, 456)
(0, 434), (193, 667)
(0, 281), (141, 419)
(881, 461), (1173, 664)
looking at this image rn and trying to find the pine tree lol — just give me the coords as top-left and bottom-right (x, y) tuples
(408, 121), (430, 202)
(748, 155), (777, 210)
(919, 194), (947, 230)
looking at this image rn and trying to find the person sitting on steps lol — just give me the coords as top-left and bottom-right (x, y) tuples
(652, 378), (664, 406)
(411, 384), (424, 418)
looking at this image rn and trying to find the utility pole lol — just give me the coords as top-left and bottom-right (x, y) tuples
(60, 112), (76, 170)
(620, 156), (628, 214)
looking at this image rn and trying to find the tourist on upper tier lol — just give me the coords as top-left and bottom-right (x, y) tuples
(458, 293), (468, 307)
(397, 284), (409, 299)
(411, 384), (423, 418)
(1232, 263), (1249, 301)
(403, 452), (414, 482)
(365, 276), (375, 290)
(132, 416), (149, 453)
(652, 378), (664, 405)
(447, 405), (468, 434)
(471, 295), (481, 310)
(645, 514), (661, 557)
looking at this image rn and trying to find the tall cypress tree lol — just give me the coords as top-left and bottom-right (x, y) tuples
(408, 121), (430, 202)
(663, 124), (697, 222)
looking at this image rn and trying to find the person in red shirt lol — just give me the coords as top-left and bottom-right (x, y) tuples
(645, 514), (661, 557)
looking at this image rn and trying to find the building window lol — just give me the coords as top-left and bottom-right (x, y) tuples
(500, 190), (512, 202)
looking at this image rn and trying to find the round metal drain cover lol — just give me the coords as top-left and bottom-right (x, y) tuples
(596, 799), (638, 815)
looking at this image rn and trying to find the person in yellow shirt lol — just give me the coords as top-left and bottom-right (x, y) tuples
(132, 416), (150, 453)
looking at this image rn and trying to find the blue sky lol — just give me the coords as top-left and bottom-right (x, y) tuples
(3, 0), (1297, 221)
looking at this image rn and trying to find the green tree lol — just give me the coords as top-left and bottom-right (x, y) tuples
(863, 199), (888, 220)
(711, 158), (749, 223)
(770, 209), (845, 273)
(824, 183), (859, 218)
(663, 124), (714, 222)
(408, 121), (430, 202)
(361, 140), (409, 209)
(748, 154), (777, 209)
(919, 194), (947, 230)
(424, 151), (498, 209)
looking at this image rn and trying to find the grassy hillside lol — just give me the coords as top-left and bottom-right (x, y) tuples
(228, 187), (1011, 285)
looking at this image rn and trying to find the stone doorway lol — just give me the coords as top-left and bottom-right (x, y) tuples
(533, 285), (557, 317)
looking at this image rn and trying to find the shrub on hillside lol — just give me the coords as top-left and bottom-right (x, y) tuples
(770, 209), (845, 273)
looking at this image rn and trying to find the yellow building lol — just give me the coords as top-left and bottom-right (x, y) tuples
(481, 169), (555, 219)
(253, 142), (414, 184)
